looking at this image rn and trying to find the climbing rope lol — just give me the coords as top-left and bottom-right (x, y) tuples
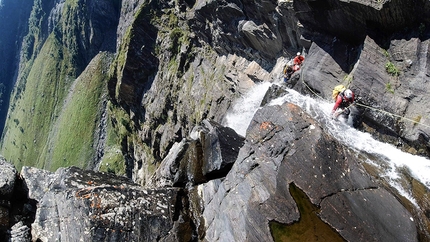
(296, 63), (430, 129)
(353, 102), (430, 129)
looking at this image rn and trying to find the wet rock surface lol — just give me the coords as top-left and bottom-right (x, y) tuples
(200, 103), (418, 241)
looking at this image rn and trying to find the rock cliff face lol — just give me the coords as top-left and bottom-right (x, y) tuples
(295, 0), (430, 43)
(295, 10), (430, 157)
(0, 100), (426, 240)
(105, 0), (430, 187)
(0, 0), (430, 241)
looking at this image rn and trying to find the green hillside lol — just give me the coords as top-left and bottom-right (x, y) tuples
(0, 0), (113, 171)
(1, 32), (70, 170)
(42, 53), (112, 171)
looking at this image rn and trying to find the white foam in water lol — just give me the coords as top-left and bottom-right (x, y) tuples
(225, 82), (430, 206)
(223, 82), (272, 137)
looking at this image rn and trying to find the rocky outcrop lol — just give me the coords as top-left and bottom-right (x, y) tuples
(196, 101), (418, 241)
(149, 119), (245, 188)
(0, 157), (16, 201)
(288, 0), (430, 155)
(294, 30), (430, 156)
(189, 0), (300, 60)
(104, 0), (430, 187)
(0, 158), (16, 239)
(3, 100), (426, 241)
(109, 1), (158, 107)
(107, 0), (305, 186)
(20, 166), (188, 242)
(2, 0), (430, 241)
(295, 0), (430, 43)
(0, 156), (36, 242)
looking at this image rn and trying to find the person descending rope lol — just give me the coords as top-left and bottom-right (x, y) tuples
(293, 52), (305, 71)
(283, 64), (294, 82)
(331, 86), (355, 120)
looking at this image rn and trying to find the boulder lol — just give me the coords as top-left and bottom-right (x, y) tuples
(149, 119), (245, 187)
(0, 157), (17, 239)
(8, 221), (31, 242)
(0, 157), (37, 242)
(200, 120), (245, 179)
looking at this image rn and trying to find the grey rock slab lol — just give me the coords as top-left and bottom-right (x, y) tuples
(0, 157), (17, 200)
(201, 102), (418, 241)
(319, 188), (417, 242)
(21, 166), (180, 241)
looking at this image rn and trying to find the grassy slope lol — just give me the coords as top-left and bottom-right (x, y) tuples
(44, 52), (111, 171)
(98, 101), (128, 175)
(1, 33), (66, 170)
(0, 0), (110, 172)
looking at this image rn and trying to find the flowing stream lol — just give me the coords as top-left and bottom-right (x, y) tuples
(223, 81), (430, 206)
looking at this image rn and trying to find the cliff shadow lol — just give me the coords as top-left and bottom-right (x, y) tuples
(0, 174), (38, 241)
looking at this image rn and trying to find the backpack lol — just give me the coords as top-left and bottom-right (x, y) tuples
(332, 85), (346, 100)
(283, 64), (288, 74)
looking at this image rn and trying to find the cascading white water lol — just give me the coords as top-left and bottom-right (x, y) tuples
(224, 80), (430, 206)
(223, 81), (272, 137)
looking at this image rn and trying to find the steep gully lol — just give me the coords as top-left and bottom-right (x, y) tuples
(223, 78), (430, 207)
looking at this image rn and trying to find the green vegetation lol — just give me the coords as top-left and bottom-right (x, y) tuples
(169, 28), (184, 56)
(385, 62), (400, 76)
(97, 101), (131, 175)
(0, 0), (106, 171)
(99, 147), (125, 174)
(385, 82), (395, 94)
(382, 49), (389, 58)
(45, 53), (111, 171)
(1, 32), (70, 170)
(383, 49), (400, 77)
(270, 183), (345, 241)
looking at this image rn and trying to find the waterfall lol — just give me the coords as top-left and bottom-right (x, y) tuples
(222, 81), (272, 137)
(224, 81), (430, 206)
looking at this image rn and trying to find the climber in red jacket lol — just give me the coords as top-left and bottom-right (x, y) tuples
(293, 52), (305, 71)
(332, 89), (355, 119)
